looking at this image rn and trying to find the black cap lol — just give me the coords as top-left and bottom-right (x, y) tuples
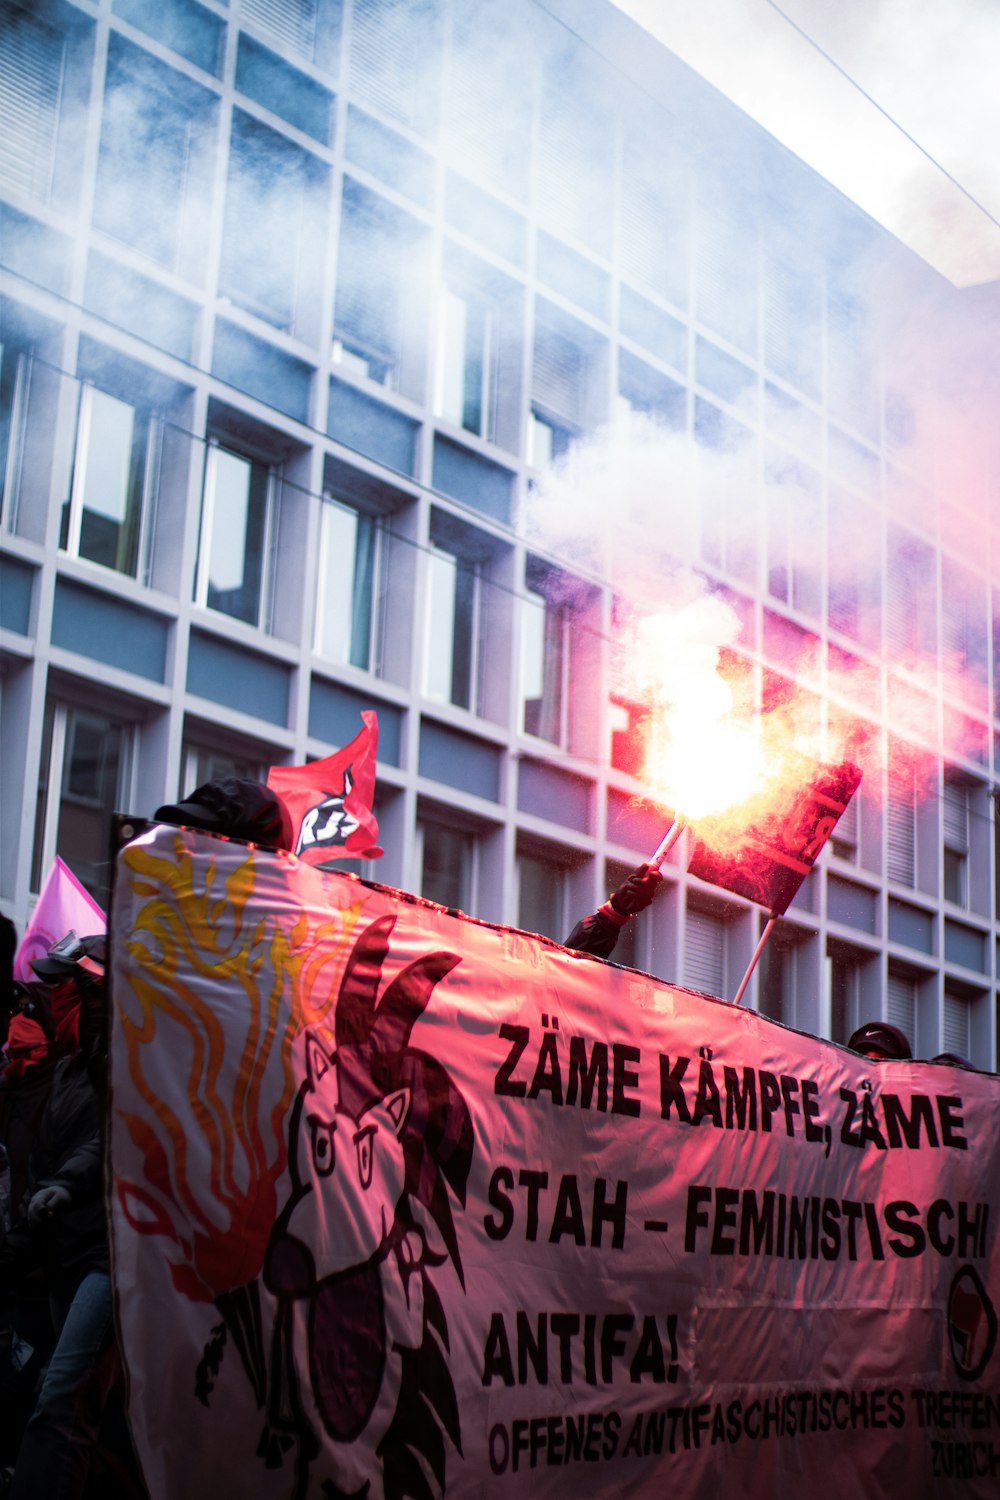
(30, 931), (107, 982)
(847, 1020), (912, 1060)
(155, 778), (293, 851)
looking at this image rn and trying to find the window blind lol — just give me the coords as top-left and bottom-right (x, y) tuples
(0, 11), (63, 202)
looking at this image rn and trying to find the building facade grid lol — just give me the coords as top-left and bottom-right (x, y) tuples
(1, 0), (998, 1068)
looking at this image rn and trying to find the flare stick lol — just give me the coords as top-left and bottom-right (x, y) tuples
(649, 819), (685, 870)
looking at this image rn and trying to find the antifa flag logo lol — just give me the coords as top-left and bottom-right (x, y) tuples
(296, 766), (359, 856)
(947, 1266), (998, 1381)
(268, 711), (383, 866)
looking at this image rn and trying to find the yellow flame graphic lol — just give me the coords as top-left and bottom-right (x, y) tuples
(113, 835), (362, 1300)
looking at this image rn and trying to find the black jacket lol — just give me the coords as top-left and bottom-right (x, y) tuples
(2, 1045), (108, 1294)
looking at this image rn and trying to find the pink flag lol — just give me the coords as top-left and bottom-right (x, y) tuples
(13, 857), (107, 981)
(267, 710), (383, 866)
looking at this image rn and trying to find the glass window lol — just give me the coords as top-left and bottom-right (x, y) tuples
(885, 969), (917, 1049)
(435, 287), (496, 441)
(762, 251), (821, 401)
(942, 988), (972, 1058)
(608, 697), (646, 777)
(420, 819), (474, 913)
(0, 340), (28, 525)
(198, 444), (275, 628)
(348, 0), (438, 133)
(764, 454), (821, 617)
(527, 408), (574, 468)
(942, 558), (988, 700)
(942, 778), (969, 906)
(530, 319), (584, 463)
(0, 8), (64, 204)
(684, 906), (725, 996)
(315, 497), (382, 671)
(829, 790), (858, 864)
(242, 0), (319, 62)
(333, 183), (414, 392)
(886, 527), (935, 655)
(886, 768), (916, 887)
(517, 851), (566, 942)
(617, 351), (686, 432)
(32, 701), (132, 907)
(520, 558), (574, 745)
(181, 741), (268, 794)
(95, 75), (191, 269)
(695, 204), (757, 356)
(220, 112), (315, 330)
(423, 547), (478, 710)
(60, 386), (158, 579)
(829, 951), (861, 1044)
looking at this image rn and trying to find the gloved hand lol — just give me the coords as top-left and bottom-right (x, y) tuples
(606, 863), (663, 918)
(27, 1184), (72, 1226)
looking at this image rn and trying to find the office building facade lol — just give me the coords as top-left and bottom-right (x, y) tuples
(1, 0), (997, 1066)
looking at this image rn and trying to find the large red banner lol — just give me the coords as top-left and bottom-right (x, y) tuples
(108, 824), (1000, 1498)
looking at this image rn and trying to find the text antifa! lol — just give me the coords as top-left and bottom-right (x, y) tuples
(494, 1023), (969, 1152)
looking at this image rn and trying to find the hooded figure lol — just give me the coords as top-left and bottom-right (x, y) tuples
(156, 777), (293, 852)
(847, 1020), (912, 1061)
(3, 933), (143, 1499)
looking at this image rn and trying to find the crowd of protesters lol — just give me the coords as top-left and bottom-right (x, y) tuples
(0, 778), (980, 1494)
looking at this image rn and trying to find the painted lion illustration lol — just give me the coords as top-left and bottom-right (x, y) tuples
(198, 914), (473, 1500)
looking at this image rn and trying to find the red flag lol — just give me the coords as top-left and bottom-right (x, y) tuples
(687, 756), (861, 917)
(267, 711), (383, 865)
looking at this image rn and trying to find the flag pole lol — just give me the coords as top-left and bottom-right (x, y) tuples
(731, 915), (777, 1006)
(649, 818), (685, 870)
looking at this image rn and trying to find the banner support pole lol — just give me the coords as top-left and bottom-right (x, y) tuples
(732, 915), (777, 1007)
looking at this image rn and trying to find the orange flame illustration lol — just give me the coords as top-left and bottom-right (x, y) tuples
(113, 836), (363, 1301)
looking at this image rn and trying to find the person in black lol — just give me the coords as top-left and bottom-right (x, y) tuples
(3, 935), (144, 1499)
(565, 863), (663, 960)
(846, 1021), (912, 1061)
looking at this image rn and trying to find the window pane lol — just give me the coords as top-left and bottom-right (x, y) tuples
(520, 587), (546, 732)
(451, 561), (476, 707)
(182, 744), (266, 791)
(0, 341), (23, 522)
(942, 992), (971, 1057)
(886, 771), (916, 887)
(69, 388), (146, 576)
(242, 0), (319, 61)
(886, 972), (917, 1043)
(521, 568), (564, 743)
(424, 549), (476, 709)
(424, 550), (457, 702)
(0, 9), (63, 204)
(220, 113), (308, 328)
(829, 956), (858, 1044)
(684, 908), (725, 995)
(437, 289), (493, 439)
(518, 853), (563, 940)
(205, 448), (269, 625)
(333, 184), (408, 387)
(436, 289), (467, 428)
(58, 708), (127, 906)
(95, 79), (188, 266)
(421, 822), (471, 911)
(316, 500), (377, 669)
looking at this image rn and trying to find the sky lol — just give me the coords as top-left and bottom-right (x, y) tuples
(612, 0), (1000, 288)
